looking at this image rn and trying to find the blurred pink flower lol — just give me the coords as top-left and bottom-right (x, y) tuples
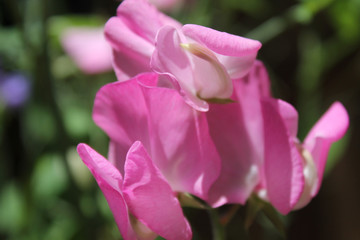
(61, 27), (113, 74)
(105, 0), (261, 111)
(258, 100), (349, 214)
(77, 141), (191, 240)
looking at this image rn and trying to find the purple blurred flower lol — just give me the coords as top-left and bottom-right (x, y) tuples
(0, 72), (31, 108)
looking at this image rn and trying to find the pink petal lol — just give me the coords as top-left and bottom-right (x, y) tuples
(182, 24), (262, 79)
(61, 27), (113, 74)
(93, 74), (157, 175)
(276, 98), (299, 138)
(206, 63), (267, 206)
(77, 144), (136, 240)
(303, 102), (349, 196)
(105, 0), (181, 80)
(93, 73), (221, 199)
(152, 26), (234, 110)
(183, 43), (233, 99)
(261, 99), (305, 215)
(151, 26), (209, 111)
(141, 79), (221, 199)
(123, 142), (192, 240)
(104, 17), (154, 80)
(253, 61), (272, 98)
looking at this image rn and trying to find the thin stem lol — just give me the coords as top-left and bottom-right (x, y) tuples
(208, 208), (226, 240)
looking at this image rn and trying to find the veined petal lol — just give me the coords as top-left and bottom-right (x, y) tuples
(183, 24), (262, 79)
(77, 144), (136, 240)
(123, 142), (192, 240)
(261, 99), (305, 215)
(303, 102), (349, 196)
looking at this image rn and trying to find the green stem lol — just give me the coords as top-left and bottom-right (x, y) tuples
(220, 205), (240, 226)
(208, 208), (226, 240)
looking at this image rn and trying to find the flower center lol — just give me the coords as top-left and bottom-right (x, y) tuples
(180, 43), (233, 101)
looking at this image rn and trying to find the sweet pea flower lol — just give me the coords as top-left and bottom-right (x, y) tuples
(93, 62), (273, 208)
(92, 72), (221, 201)
(77, 141), (192, 240)
(105, 0), (261, 111)
(92, 62), (271, 208)
(61, 27), (113, 74)
(259, 99), (349, 215)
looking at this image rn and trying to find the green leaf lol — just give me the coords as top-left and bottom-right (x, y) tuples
(31, 153), (69, 200)
(0, 182), (26, 233)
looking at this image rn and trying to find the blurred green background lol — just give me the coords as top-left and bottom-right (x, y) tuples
(0, 0), (359, 239)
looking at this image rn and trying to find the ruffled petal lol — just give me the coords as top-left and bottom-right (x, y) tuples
(183, 24), (261, 79)
(261, 99), (305, 215)
(303, 102), (349, 196)
(123, 142), (192, 240)
(77, 144), (136, 240)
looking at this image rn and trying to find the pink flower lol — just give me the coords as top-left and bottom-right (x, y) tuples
(259, 99), (349, 214)
(105, 0), (261, 111)
(93, 63), (270, 208)
(92, 73), (221, 201)
(77, 141), (192, 240)
(61, 27), (113, 74)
